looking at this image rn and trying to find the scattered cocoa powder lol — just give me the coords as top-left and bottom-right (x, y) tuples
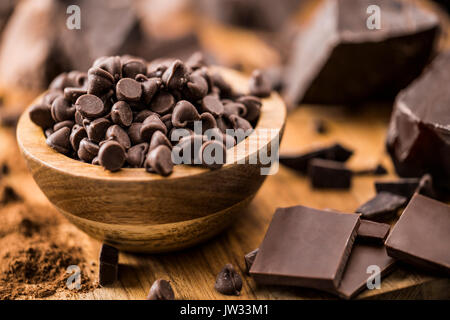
(0, 203), (98, 300)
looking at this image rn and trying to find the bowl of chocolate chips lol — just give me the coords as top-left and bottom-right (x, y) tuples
(16, 53), (286, 252)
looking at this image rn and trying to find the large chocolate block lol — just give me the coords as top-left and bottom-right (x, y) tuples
(198, 0), (303, 31)
(386, 52), (450, 191)
(282, 0), (439, 107)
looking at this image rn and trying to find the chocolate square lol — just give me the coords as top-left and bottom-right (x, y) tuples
(385, 194), (450, 275)
(250, 206), (359, 291)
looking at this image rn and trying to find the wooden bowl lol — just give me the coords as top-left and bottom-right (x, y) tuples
(16, 67), (286, 253)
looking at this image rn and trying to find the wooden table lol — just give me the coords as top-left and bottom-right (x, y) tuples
(1, 101), (449, 300)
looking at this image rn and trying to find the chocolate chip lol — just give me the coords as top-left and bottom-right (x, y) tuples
(244, 248), (259, 274)
(228, 114), (253, 132)
(51, 96), (76, 122)
(122, 59), (146, 79)
(204, 128), (236, 149)
(29, 104), (54, 129)
(77, 138), (99, 163)
(237, 96), (261, 122)
(201, 95), (224, 117)
(93, 56), (122, 82)
(110, 101), (133, 127)
(105, 125), (131, 150)
(223, 102), (247, 118)
(150, 91), (175, 115)
(171, 100), (201, 128)
(249, 69), (271, 98)
(53, 120), (74, 131)
(98, 140), (126, 172)
(42, 90), (63, 106)
(147, 58), (174, 78)
(185, 74), (208, 101)
(44, 128), (54, 138)
(160, 113), (173, 131)
(85, 117), (111, 143)
(147, 279), (175, 300)
(211, 73), (233, 98)
(75, 94), (107, 119)
(99, 244), (119, 287)
(162, 59), (188, 90)
(126, 143), (148, 168)
(127, 122), (143, 145)
(134, 110), (156, 123)
(214, 264), (242, 296)
(116, 78), (142, 102)
(186, 51), (208, 70)
(74, 110), (84, 125)
(216, 116), (231, 134)
(64, 87), (88, 104)
(46, 127), (71, 154)
(149, 130), (172, 151)
(87, 67), (114, 96)
(145, 145), (173, 176)
(140, 115), (167, 141)
(70, 125), (87, 151)
(92, 157), (100, 165)
(200, 112), (217, 133)
(140, 78), (161, 105)
(199, 140), (226, 169)
(1, 186), (22, 205)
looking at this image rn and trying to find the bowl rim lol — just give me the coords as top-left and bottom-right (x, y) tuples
(16, 66), (286, 182)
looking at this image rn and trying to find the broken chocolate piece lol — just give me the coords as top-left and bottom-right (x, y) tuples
(356, 192), (407, 221)
(99, 244), (119, 286)
(357, 220), (390, 245)
(308, 158), (352, 189)
(375, 178), (420, 199)
(244, 248), (259, 274)
(385, 194), (450, 275)
(354, 164), (387, 176)
(333, 244), (396, 299)
(250, 206), (359, 292)
(280, 143), (353, 174)
(387, 52), (450, 192)
(282, 0), (439, 106)
(147, 279), (175, 300)
(214, 263), (242, 296)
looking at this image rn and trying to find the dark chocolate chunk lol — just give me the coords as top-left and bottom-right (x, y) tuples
(385, 194), (450, 275)
(98, 140), (126, 172)
(354, 164), (388, 176)
(333, 244), (396, 299)
(386, 52), (450, 192)
(280, 143), (353, 174)
(1, 186), (22, 205)
(99, 244), (119, 287)
(147, 279), (175, 300)
(308, 158), (352, 189)
(29, 104), (54, 129)
(282, 0), (439, 106)
(356, 192), (407, 221)
(375, 178), (421, 199)
(357, 220), (390, 245)
(214, 264), (242, 296)
(250, 206), (359, 291)
(244, 248), (259, 274)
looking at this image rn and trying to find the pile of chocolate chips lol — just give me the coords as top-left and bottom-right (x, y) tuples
(29, 53), (265, 176)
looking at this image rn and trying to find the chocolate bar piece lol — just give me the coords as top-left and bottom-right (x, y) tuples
(334, 244), (396, 299)
(357, 220), (390, 244)
(244, 248), (259, 274)
(250, 206), (359, 292)
(385, 194), (450, 275)
(282, 0), (439, 106)
(387, 52), (450, 192)
(356, 192), (407, 221)
(308, 159), (352, 189)
(99, 244), (119, 286)
(280, 143), (353, 174)
(375, 178), (420, 199)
